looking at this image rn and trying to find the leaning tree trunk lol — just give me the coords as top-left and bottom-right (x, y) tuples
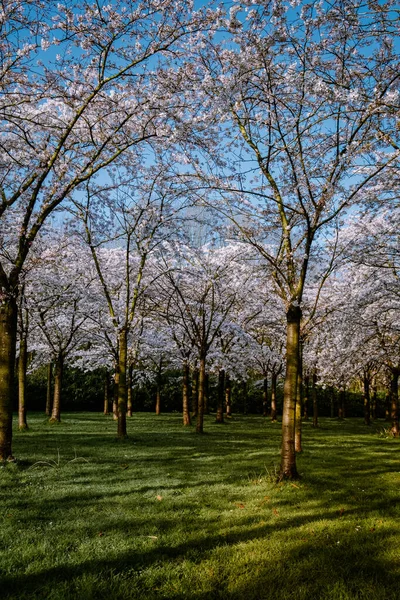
(312, 371), (318, 428)
(117, 328), (128, 438)
(0, 298), (17, 461)
(45, 362), (53, 417)
(216, 368), (225, 423)
(127, 364), (133, 417)
(196, 355), (206, 434)
(103, 371), (110, 415)
(225, 374), (232, 418)
(18, 336), (28, 430)
(263, 376), (268, 417)
(363, 373), (371, 426)
(279, 304), (301, 480)
(271, 371), (277, 422)
(50, 354), (64, 423)
(182, 361), (191, 426)
(389, 368), (399, 437)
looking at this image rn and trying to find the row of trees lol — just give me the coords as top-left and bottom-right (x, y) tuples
(1, 1), (399, 479)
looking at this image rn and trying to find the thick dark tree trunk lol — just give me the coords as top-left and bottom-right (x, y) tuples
(50, 354), (63, 423)
(225, 374), (232, 417)
(45, 362), (53, 416)
(271, 371), (278, 422)
(263, 376), (268, 417)
(18, 336), (28, 430)
(196, 356), (206, 434)
(390, 368), (399, 437)
(279, 304), (301, 480)
(103, 371), (110, 415)
(182, 361), (191, 426)
(303, 375), (309, 420)
(216, 368), (225, 423)
(127, 364), (133, 417)
(191, 368), (199, 418)
(363, 374), (371, 426)
(312, 372), (318, 428)
(117, 329), (128, 438)
(0, 299), (17, 461)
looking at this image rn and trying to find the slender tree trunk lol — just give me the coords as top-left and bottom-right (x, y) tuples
(295, 362), (302, 453)
(271, 371), (277, 422)
(113, 368), (119, 421)
(191, 368), (199, 418)
(363, 374), (371, 426)
(303, 375), (309, 420)
(279, 305), (301, 480)
(312, 372), (318, 428)
(0, 299), (17, 461)
(225, 374), (232, 417)
(216, 368), (225, 423)
(127, 364), (133, 417)
(155, 358), (162, 415)
(18, 336), (28, 430)
(45, 362), (53, 417)
(117, 329), (128, 438)
(390, 368), (399, 437)
(50, 354), (63, 423)
(196, 355), (206, 434)
(103, 371), (110, 415)
(338, 388), (345, 420)
(182, 361), (191, 426)
(242, 380), (248, 414)
(371, 382), (377, 421)
(204, 373), (209, 414)
(263, 376), (268, 417)
(385, 393), (391, 421)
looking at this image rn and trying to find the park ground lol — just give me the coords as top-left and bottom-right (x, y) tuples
(0, 413), (399, 599)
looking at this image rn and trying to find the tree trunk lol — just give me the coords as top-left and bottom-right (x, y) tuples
(0, 299), (17, 461)
(155, 358), (162, 415)
(216, 368), (225, 423)
(271, 371), (278, 422)
(371, 382), (377, 421)
(390, 368), (399, 437)
(338, 388), (345, 419)
(225, 374), (232, 417)
(196, 356), (206, 434)
(50, 354), (63, 423)
(127, 364), (133, 417)
(312, 372), (318, 428)
(303, 375), (309, 420)
(295, 364), (302, 453)
(18, 336), (28, 430)
(103, 371), (110, 415)
(191, 368), (199, 417)
(117, 329), (128, 438)
(263, 376), (268, 417)
(385, 393), (391, 421)
(204, 373), (209, 414)
(113, 368), (119, 421)
(242, 380), (248, 414)
(182, 361), (191, 426)
(330, 389), (335, 419)
(363, 373), (371, 426)
(45, 362), (53, 417)
(279, 305), (301, 480)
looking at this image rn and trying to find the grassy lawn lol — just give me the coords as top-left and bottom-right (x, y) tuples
(1, 413), (399, 599)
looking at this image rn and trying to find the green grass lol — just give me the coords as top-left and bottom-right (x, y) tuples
(1, 413), (400, 599)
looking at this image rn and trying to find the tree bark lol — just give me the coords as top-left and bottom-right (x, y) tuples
(117, 328), (128, 438)
(127, 364), (133, 417)
(303, 375), (309, 420)
(363, 373), (371, 426)
(279, 304), (301, 480)
(390, 368), (399, 437)
(103, 371), (110, 415)
(191, 368), (199, 417)
(216, 368), (225, 423)
(182, 361), (191, 426)
(45, 362), (53, 417)
(371, 381), (377, 421)
(0, 298), (17, 461)
(312, 371), (318, 428)
(155, 358), (162, 415)
(225, 374), (232, 417)
(271, 371), (278, 422)
(295, 364), (302, 453)
(113, 368), (119, 421)
(50, 354), (63, 423)
(18, 336), (28, 430)
(196, 355), (206, 433)
(204, 373), (209, 414)
(263, 376), (268, 417)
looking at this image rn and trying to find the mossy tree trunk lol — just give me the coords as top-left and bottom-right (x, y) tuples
(390, 367), (399, 437)
(18, 336), (28, 430)
(196, 355), (206, 434)
(45, 362), (53, 417)
(50, 354), (64, 423)
(0, 298), (17, 461)
(279, 304), (301, 480)
(182, 361), (191, 426)
(216, 368), (225, 423)
(117, 328), (128, 438)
